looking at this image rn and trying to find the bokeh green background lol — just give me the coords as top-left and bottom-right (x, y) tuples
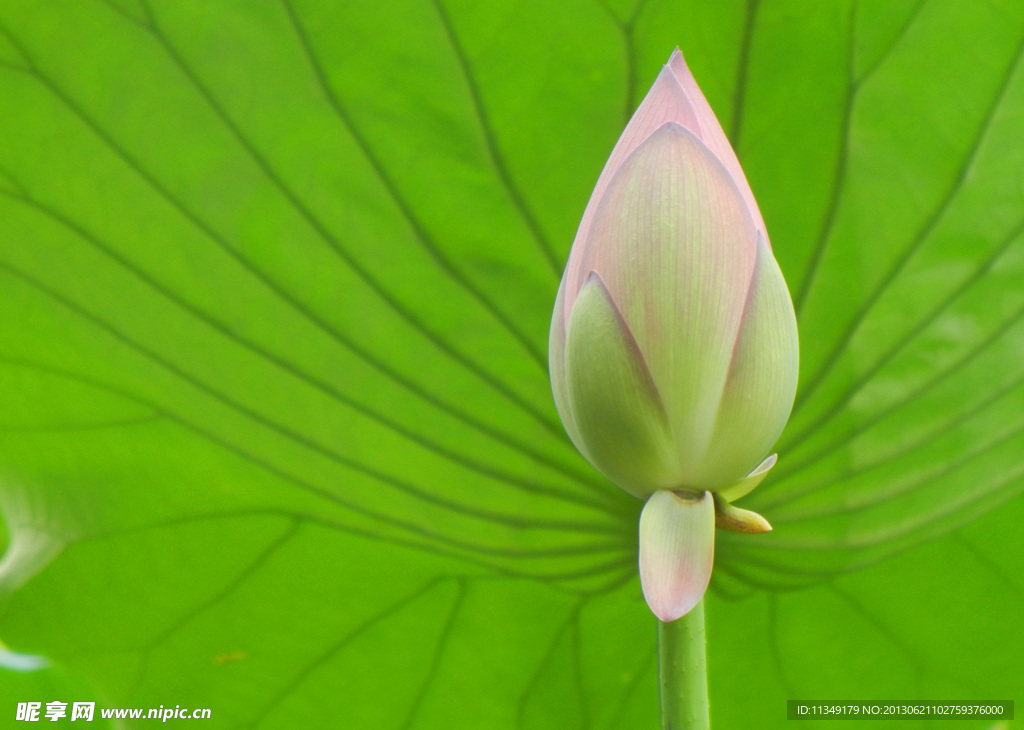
(0, 0), (1021, 727)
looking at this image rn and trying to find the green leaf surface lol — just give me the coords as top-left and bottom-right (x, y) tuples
(0, 658), (114, 728)
(0, 0), (1021, 727)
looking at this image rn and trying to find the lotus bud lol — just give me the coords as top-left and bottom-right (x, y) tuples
(549, 49), (799, 621)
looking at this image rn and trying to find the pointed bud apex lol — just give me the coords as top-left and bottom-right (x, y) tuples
(639, 490), (715, 622)
(713, 493), (773, 534)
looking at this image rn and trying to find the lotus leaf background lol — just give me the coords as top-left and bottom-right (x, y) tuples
(0, 0), (1022, 727)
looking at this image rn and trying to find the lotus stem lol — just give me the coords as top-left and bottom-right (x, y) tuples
(658, 598), (710, 730)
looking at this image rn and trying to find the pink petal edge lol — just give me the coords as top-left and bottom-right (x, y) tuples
(666, 49), (766, 241)
(639, 489), (715, 622)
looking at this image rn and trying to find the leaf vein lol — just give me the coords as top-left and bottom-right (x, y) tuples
(0, 18), (587, 480)
(428, 0), (563, 275)
(398, 578), (467, 730)
(0, 185), (618, 513)
(274, 0), (548, 367)
(0, 355), (632, 576)
(790, 25), (1024, 419)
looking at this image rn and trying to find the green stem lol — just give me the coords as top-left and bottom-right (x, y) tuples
(658, 599), (710, 730)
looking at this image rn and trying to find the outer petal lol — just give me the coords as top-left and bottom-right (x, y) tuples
(639, 490), (715, 622)
(548, 276), (586, 452)
(697, 234), (799, 487)
(576, 123), (759, 481)
(564, 273), (680, 498)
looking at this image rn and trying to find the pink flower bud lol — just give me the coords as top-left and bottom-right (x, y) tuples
(549, 49), (799, 621)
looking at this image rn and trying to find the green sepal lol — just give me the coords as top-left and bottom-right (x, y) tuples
(715, 453), (776, 503)
(712, 493), (772, 534)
